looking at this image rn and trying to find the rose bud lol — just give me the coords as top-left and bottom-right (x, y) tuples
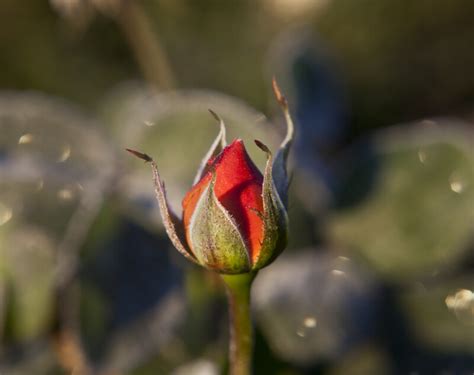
(127, 79), (293, 274)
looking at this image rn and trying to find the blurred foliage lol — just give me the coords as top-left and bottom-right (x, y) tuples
(316, 0), (474, 131)
(0, 0), (473, 374)
(0, 0), (135, 108)
(329, 122), (474, 282)
(1, 225), (55, 342)
(3, 0), (471, 124)
(400, 274), (474, 354)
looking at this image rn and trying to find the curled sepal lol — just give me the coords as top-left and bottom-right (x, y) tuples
(272, 77), (294, 208)
(188, 174), (251, 274)
(193, 110), (227, 185)
(253, 140), (289, 270)
(126, 149), (198, 264)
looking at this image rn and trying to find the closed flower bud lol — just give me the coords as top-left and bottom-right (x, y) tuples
(127, 79), (294, 274)
(182, 139), (278, 273)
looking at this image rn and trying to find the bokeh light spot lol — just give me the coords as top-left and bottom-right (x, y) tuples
(57, 143), (71, 162)
(18, 133), (34, 144)
(0, 202), (13, 226)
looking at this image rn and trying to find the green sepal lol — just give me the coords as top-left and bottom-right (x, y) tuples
(271, 78), (294, 208)
(188, 174), (251, 274)
(126, 148), (198, 264)
(252, 140), (289, 270)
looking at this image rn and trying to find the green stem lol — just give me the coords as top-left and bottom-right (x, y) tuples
(220, 272), (257, 375)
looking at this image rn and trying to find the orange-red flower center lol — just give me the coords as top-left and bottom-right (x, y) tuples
(182, 140), (264, 263)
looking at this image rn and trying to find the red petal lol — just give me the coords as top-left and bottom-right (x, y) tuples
(182, 140), (264, 263)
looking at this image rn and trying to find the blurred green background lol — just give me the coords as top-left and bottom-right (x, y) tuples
(0, 0), (473, 374)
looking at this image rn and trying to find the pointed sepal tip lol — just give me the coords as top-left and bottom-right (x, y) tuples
(272, 76), (288, 109)
(126, 148), (152, 162)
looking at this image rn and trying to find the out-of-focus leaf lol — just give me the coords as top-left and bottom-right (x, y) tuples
(0, 92), (115, 343)
(0, 226), (55, 342)
(98, 290), (186, 374)
(400, 274), (474, 353)
(81, 219), (188, 373)
(253, 249), (378, 365)
(329, 119), (474, 283)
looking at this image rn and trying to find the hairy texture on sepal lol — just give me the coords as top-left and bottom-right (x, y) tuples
(253, 140), (289, 270)
(188, 175), (251, 274)
(126, 148), (152, 162)
(126, 149), (198, 264)
(271, 77), (294, 208)
(193, 110), (227, 185)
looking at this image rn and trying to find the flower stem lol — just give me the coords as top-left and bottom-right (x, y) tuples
(220, 272), (256, 375)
